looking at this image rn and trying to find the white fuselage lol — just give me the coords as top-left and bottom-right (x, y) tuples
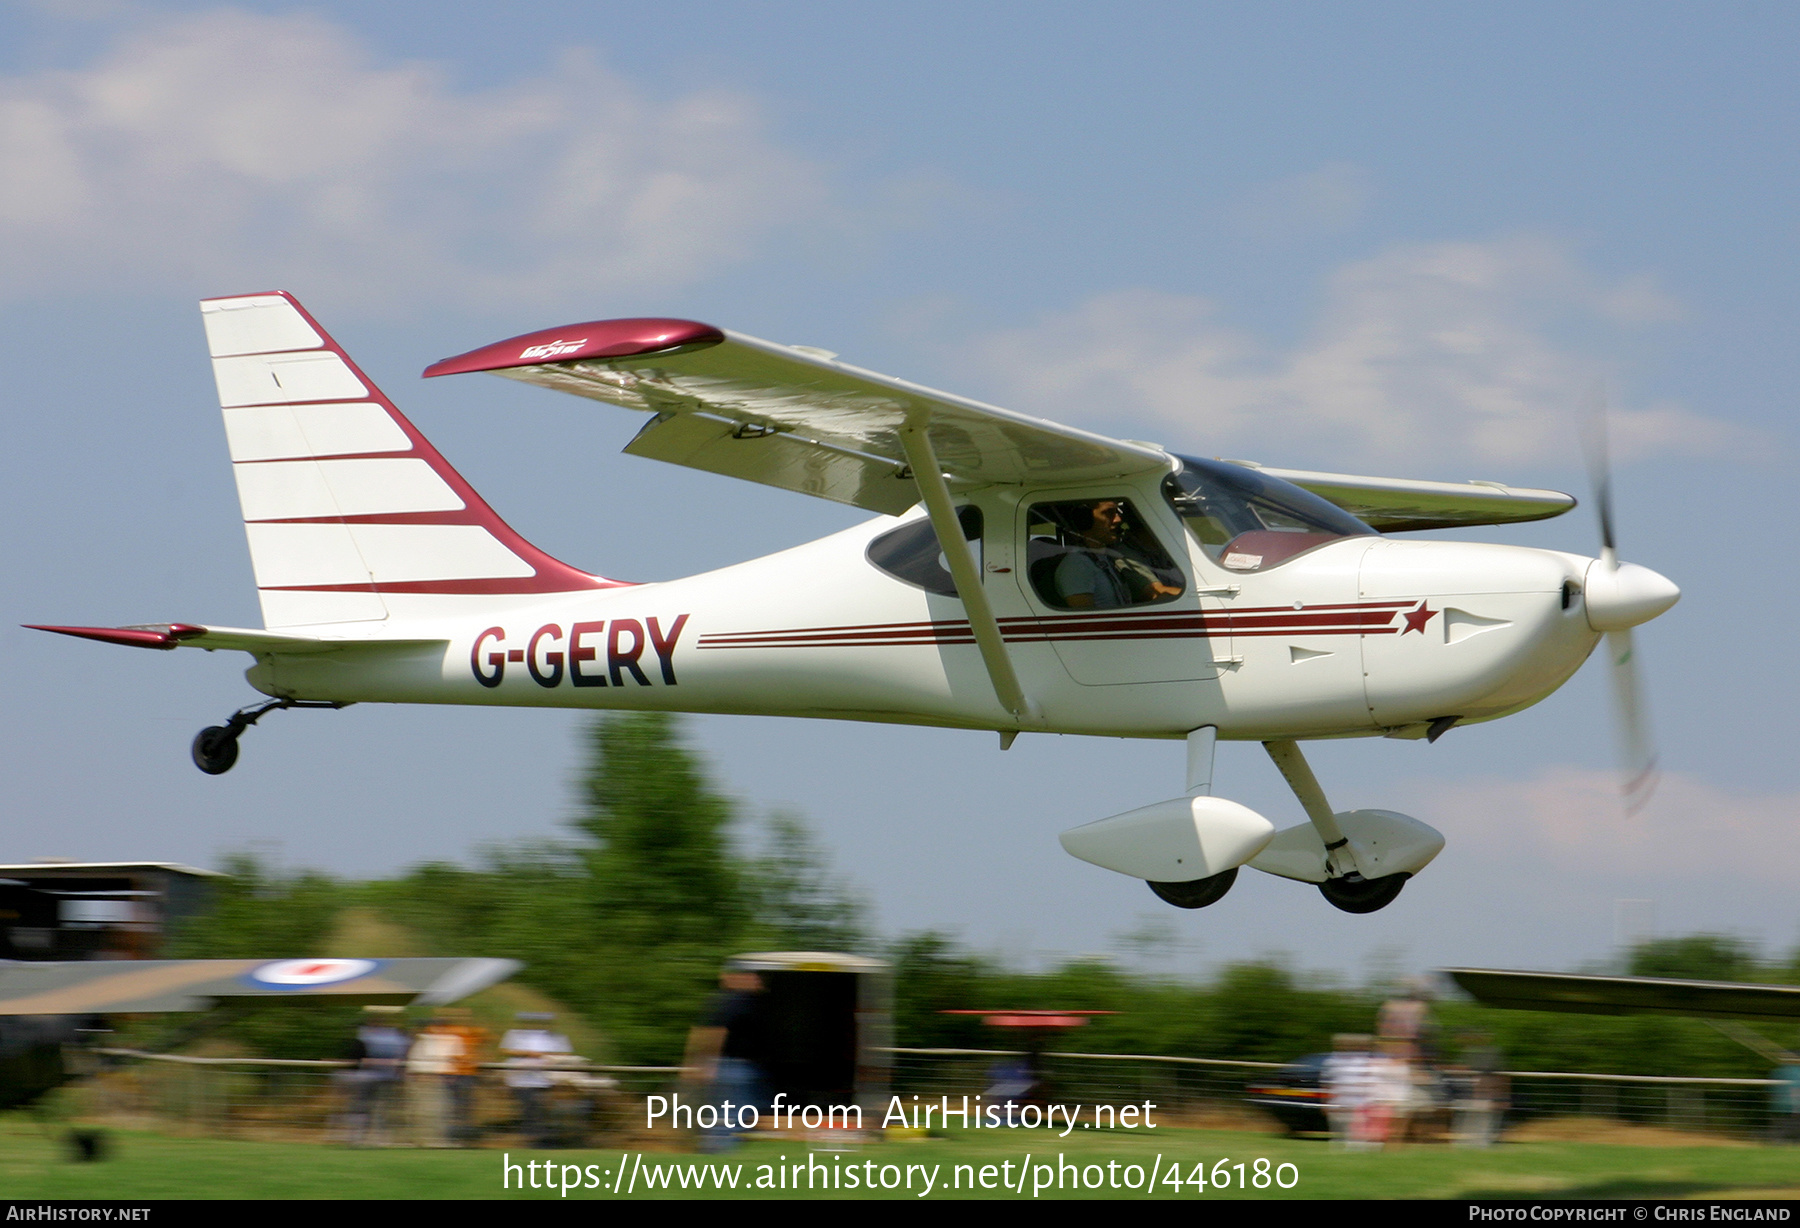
(246, 478), (1603, 745)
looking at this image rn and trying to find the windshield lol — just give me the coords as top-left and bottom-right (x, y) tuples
(1163, 456), (1375, 573)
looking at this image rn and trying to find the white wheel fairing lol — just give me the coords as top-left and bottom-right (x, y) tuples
(1060, 796), (1276, 882)
(1248, 810), (1445, 884)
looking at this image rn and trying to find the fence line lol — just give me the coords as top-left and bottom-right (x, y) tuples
(98, 1048), (346, 1068)
(878, 1047), (1782, 1141)
(70, 1046), (1785, 1144)
(883, 1046), (1781, 1085)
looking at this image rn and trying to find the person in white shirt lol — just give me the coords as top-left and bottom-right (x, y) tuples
(501, 1013), (573, 1148)
(1322, 1033), (1377, 1151)
(406, 1018), (465, 1148)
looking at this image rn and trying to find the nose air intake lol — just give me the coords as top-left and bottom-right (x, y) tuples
(1582, 561), (1680, 632)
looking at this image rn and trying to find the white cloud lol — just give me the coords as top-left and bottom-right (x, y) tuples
(1228, 161), (1375, 239)
(0, 9), (833, 307)
(1410, 768), (1800, 883)
(970, 236), (1744, 468)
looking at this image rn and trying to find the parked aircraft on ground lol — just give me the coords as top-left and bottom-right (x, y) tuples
(1446, 968), (1800, 1024)
(30, 294), (1679, 914)
(0, 955), (518, 1109)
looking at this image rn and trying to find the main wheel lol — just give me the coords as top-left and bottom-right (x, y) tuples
(1318, 872), (1409, 914)
(191, 726), (240, 775)
(1148, 867), (1238, 909)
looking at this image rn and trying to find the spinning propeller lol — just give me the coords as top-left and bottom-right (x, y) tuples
(1580, 386), (1680, 813)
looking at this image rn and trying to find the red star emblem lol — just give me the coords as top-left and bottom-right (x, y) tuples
(1401, 600), (1438, 635)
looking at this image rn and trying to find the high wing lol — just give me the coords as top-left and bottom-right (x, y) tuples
(424, 318), (1576, 530)
(424, 319), (1169, 514)
(1445, 967), (1800, 1023)
(1230, 464), (1575, 531)
(0, 957), (520, 1015)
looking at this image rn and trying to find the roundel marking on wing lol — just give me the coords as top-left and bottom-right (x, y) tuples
(247, 958), (381, 988)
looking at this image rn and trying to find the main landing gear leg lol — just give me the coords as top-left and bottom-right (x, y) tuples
(1262, 739), (1410, 914)
(191, 698), (347, 775)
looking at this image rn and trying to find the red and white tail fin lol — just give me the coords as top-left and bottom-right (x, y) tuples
(202, 292), (622, 629)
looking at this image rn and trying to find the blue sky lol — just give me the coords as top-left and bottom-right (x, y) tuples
(3, 1), (1796, 979)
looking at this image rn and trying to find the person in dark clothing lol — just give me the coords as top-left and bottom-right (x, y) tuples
(341, 1006), (408, 1146)
(684, 969), (768, 1152)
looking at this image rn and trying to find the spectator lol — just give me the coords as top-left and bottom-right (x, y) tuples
(684, 969), (769, 1153)
(440, 1007), (493, 1146)
(406, 1015), (463, 1148)
(1770, 1053), (1800, 1144)
(1322, 1033), (1376, 1151)
(501, 1012), (573, 1149)
(344, 1005), (408, 1147)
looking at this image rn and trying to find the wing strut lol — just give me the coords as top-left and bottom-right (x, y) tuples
(898, 422), (1036, 726)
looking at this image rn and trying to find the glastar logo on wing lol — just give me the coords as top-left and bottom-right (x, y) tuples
(519, 338), (588, 360)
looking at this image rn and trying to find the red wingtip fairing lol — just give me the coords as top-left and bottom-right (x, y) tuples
(422, 319), (725, 378)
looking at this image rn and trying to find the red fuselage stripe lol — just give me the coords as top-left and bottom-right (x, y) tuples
(697, 604), (1406, 648)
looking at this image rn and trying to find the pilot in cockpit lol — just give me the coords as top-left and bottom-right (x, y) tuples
(1052, 499), (1184, 609)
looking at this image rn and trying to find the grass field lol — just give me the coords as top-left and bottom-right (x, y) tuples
(2, 1115), (1797, 1200)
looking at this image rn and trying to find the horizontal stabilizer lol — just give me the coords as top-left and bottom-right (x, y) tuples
(26, 623), (444, 655)
(0, 956), (521, 1015)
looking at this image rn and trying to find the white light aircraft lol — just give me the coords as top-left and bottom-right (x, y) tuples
(32, 293), (1680, 914)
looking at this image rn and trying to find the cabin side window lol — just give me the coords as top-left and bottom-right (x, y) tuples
(1024, 497), (1186, 610)
(866, 506), (982, 596)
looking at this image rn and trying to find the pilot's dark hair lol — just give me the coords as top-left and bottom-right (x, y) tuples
(1039, 498), (1126, 539)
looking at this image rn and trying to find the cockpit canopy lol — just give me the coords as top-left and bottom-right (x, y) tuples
(1164, 455), (1376, 573)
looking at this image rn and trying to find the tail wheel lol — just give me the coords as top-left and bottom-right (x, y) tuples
(191, 726), (240, 775)
(1148, 866), (1238, 909)
(1318, 872), (1409, 914)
